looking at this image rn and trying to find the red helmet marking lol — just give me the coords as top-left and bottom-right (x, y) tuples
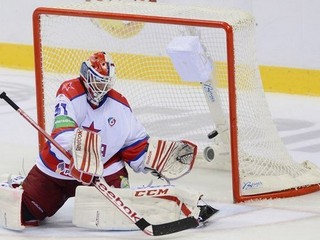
(89, 52), (108, 76)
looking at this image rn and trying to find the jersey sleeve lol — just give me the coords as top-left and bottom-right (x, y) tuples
(52, 94), (78, 132)
(53, 78), (85, 131)
(120, 112), (149, 173)
(45, 79), (84, 163)
(106, 89), (149, 172)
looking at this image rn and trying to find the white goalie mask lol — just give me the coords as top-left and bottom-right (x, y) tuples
(80, 52), (116, 105)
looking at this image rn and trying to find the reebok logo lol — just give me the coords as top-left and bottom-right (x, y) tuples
(95, 181), (141, 223)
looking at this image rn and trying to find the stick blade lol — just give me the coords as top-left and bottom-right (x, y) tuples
(152, 216), (199, 236)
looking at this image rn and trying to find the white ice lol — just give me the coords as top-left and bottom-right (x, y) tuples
(0, 68), (319, 240)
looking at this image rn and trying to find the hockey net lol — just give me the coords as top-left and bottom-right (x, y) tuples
(33, 0), (320, 202)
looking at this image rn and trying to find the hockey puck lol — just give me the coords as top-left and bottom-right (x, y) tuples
(207, 130), (218, 139)
(203, 146), (214, 162)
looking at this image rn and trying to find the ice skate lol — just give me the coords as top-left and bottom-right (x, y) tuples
(197, 205), (219, 223)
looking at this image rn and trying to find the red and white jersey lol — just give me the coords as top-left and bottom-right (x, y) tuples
(36, 78), (148, 180)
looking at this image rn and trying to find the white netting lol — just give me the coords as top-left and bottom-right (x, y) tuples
(34, 0), (320, 197)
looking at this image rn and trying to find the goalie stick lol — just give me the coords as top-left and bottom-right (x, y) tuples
(166, 35), (230, 162)
(0, 91), (199, 236)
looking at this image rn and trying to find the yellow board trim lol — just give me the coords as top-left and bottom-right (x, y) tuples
(260, 66), (320, 96)
(0, 43), (34, 70)
(0, 42), (319, 96)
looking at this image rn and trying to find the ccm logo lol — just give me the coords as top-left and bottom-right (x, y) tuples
(96, 182), (141, 222)
(135, 188), (169, 197)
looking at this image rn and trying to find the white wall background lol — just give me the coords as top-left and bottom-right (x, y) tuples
(0, 0), (319, 70)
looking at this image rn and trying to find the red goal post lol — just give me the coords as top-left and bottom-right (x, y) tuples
(32, 1), (320, 203)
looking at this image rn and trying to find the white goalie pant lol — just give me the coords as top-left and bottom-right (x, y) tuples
(0, 186), (24, 230)
(73, 185), (201, 230)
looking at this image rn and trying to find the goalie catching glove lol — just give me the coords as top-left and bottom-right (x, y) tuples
(70, 128), (103, 185)
(144, 138), (197, 180)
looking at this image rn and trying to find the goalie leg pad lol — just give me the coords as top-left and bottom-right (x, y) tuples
(73, 184), (201, 230)
(0, 184), (24, 230)
(73, 185), (136, 230)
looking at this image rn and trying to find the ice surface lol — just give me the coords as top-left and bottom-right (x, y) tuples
(0, 68), (319, 240)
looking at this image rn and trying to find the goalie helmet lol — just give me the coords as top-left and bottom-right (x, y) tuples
(80, 52), (116, 105)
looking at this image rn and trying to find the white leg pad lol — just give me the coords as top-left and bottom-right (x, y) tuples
(0, 186), (24, 230)
(73, 185), (201, 230)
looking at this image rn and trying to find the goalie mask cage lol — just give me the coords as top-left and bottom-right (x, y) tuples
(33, 1), (320, 203)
